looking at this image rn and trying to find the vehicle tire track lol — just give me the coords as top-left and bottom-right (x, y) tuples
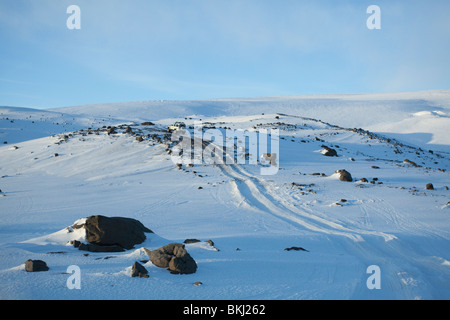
(218, 163), (396, 241)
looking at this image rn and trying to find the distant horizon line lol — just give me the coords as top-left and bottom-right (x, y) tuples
(2, 88), (449, 111)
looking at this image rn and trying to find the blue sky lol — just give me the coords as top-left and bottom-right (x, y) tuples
(0, 0), (449, 109)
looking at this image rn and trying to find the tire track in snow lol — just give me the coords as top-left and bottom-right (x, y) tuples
(218, 163), (395, 242)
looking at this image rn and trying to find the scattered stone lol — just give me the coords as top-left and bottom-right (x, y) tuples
(193, 281), (203, 286)
(145, 243), (197, 274)
(141, 122), (155, 126)
(334, 169), (352, 182)
(371, 166), (380, 169)
(360, 178), (368, 183)
(136, 136), (144, 142)
(404, 159), (419, 167)
(54, 153), (59, 157)
(131, 261), (149, 278)
(124, 126), (132, 134)
(426, 183), (434, 190)
(25, 259), (49, 272)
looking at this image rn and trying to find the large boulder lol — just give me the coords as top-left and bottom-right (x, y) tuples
(334, 169), (353, 182)
(145, 243), (197, 274)
(75, 215), (153, 251)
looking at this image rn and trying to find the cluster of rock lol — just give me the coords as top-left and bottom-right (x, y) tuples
(25, 216), (199, 277)
(144, 243), (197, 275)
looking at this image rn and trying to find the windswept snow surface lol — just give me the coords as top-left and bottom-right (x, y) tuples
(0, 90), (449, 300)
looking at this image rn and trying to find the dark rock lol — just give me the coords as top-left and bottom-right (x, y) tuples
(321, 146), (337, 157)
(426, 183), (434, 190)
(184, 239), (201, 244)
(124, 126), (133, 134)
(131, 261), (149, 278)
(404, 159), (419, 167)
(145, 248), (172, 268)
(335, 169), (352, 182)
(145, 243), (197, 274)
(284, 247), (309, 252)
(80, 215), (153, 250)
(141, 122), (155, 126)
(360, 178), (368, 183)
(25, 259), (49, 272)
(78, 242), (124, 252)
(136, 136), (144, 142)
(371, 166), (380, 169)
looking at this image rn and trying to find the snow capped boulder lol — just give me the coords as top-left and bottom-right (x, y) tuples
(320, 146), (338, 157)
(74, 215), (153, 251)
(334, 169), (353, 182)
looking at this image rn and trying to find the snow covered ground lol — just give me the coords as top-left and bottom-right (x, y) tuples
(0, 90), (449, 300)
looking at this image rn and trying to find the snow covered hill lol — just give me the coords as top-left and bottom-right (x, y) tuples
(49, 89), (450, 151)
(0, 90), (449, 300)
